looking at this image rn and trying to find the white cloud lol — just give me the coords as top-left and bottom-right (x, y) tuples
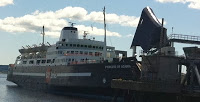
(0, 0), (14, 7)
(77, 25), (121, 37)
(156, 0), (200, 10)
(0, 6), (166, 38)
(0, 6), (139, 38)
(126, 34), (134, 38)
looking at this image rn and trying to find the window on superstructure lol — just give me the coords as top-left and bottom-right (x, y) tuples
(62, 39), (65, 41)
(66, 44), (68, 46)
(67, 51), (70, 54)
(23, 61), (27, 64)
(72, 59), (74, 61)
(41, 60), (46, 64)
(84, 45), (87, 48)
(89, 52), (93, 56)
(70, 44), (72, 47)
(29, 60), (34, 64)
(52, 59), (55, 63)
(81, 45), (83, 47)
(75, 51), (78, 54)
(80, 51), (83, 54)
(81, 59), (84, 62)
(36, 60), (40, 64)
(84, 51), (88, 55)
(73, 44), (76, 47)
(88, 45), (92, 48)
(58, 51), (63, 54)
(96, 46), (98, 49)
(68, 58), (71, 61)
(47, 59), (51, 63)
(93, 46), (95, 48)
(71, 51), (74, 54)
(95, 52), (99, 56)
(77, 44), (80, 47)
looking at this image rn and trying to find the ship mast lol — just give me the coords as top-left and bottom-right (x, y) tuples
(42, 26), (45, 45)
(103, 6), (107, 60)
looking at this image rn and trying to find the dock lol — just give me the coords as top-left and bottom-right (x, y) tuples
(111, 34), (200, 102)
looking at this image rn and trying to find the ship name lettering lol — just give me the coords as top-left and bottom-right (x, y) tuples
(105, 65), (131, 69)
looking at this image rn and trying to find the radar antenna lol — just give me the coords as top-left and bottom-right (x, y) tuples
(69, 22), (76, 27)
(83, 31), (88, 40)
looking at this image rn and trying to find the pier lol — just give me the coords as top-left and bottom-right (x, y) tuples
(111, 34), (200, 102)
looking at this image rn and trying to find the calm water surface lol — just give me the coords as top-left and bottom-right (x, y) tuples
(0, 74), (108, 102)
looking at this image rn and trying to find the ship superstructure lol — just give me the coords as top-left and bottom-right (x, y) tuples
(16, 26), (118, 67)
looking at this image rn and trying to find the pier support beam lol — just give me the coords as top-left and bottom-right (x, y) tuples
(132, 46), (137, 57)
(194, 66), (200, 85)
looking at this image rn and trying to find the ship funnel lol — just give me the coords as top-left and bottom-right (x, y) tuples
(131, 6), (168, 52)
(59, 27), (78, 42)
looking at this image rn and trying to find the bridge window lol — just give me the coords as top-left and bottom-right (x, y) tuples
(23, 61), (27, 64)
(29, 60), (34, 64)
(36, 60), (40, 64)
(41, 60), (46, 64)
(47, 59), (51, 63)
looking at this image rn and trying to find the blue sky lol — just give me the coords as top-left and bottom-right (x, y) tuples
(0, 0), (200, 65)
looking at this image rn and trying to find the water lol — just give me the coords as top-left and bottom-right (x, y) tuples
(0, 74), (108, 102)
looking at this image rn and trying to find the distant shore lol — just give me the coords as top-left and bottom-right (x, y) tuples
(0, 71), (7, 74)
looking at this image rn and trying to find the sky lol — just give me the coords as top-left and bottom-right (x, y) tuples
(0, 0), (200, 65)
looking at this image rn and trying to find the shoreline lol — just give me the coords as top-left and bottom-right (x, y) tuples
(0, 72), (7, 74)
